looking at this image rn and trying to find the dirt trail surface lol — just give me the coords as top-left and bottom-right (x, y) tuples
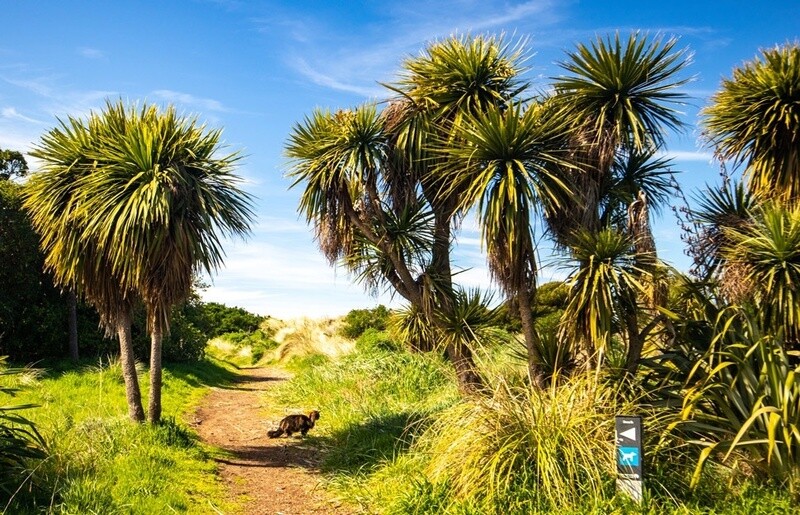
(192, 366), (349, 514)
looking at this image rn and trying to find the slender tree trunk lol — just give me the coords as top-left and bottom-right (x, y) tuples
(517, 288), (547, 389)
(431, 210), (453, 282)
(67, 290), (79, 362)
(430, 201), (485, 393)
(624, 310), (644, 375)
(117, 310), (144, 423)
(148, 321), (163, 423)
(445, 341), (483, 395)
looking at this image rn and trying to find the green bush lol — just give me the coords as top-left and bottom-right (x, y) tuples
(130, 304), (209, 363)
(675, 309), (800, 495)
(0, 359), (47, 506)
(183, 301), (265, 338)
(534, 281), (570, 315)
(340, 305), (390, 339)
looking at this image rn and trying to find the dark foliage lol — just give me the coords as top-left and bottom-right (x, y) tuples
(0, 179), (77, 360)
(340, 305), (390, 339)
(183, 301), (265, 338)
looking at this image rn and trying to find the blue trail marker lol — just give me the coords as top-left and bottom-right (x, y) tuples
(615, 415), (643, 502)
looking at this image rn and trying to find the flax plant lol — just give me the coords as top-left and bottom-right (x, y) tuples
(0, 359), (46, 503)
(677, 309), (800, 495)
(720, 203), (800, 343)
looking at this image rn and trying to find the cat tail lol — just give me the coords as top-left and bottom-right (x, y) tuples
(267, 429), (283, 438)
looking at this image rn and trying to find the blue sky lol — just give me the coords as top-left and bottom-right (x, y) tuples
(1, 1), (797, 319)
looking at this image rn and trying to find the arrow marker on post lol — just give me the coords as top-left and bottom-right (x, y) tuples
(619, 426), (637, 441)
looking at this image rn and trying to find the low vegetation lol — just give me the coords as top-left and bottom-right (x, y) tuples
(0, 357), (237, 513)
(264, 339), (798, 514)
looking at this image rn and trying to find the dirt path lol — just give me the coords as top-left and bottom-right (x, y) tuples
(192, 366), (349, 514)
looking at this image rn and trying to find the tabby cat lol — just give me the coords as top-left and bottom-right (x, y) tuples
(267, 410), (320, 438)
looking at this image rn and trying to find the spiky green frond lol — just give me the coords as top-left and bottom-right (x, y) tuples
(692, 181), (757, 277)
(554, 32), (690, 153)
(394, 34), (527, 119)
(603, 148), (676, 225)
(286, 105), (390, 264)
(433, 288), (502, 351)
(436, 103), (572, 294)
(24, 112), (136, 331)
(722, 203), (800, 341)
(25, 100), (253, 331)
(702, 43), (800, 204)
(389, 34), (529, 184)
(561, 228), (654, 354)
(343, 204), (434, 295)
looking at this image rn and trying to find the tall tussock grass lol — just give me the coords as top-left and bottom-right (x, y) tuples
(264, 349), (459, 503)
(410, 373), (630, 513)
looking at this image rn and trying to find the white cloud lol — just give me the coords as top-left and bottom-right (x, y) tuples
(1, 107), (44, 125)
(151, 89), (227, 112)
(455, 236), (482, 248)
(280, 0), (569, 99)
(658, 150), (715, 162)
(3, 76), (54, 97)
(290, 58), (386, 98)
(78, 47), (107, 59)
(200, 238), (400, 318)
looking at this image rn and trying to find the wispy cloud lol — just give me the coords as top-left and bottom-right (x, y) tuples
(78, 47), (107, 60)
(3, 76), (54, 97)
(0, 76), (115, 156)
(1, 107), (44, 125)
(658, 150), (714, 162)
(291, 58), (385, 98)
(151, 89), (227, 112)
(3, 75), (116, 118)
(276, 0), (570, 99)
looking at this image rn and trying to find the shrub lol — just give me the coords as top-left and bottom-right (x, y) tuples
(0, 359), (47, 505)
(410, 374), (631, 513)
(340, 305), (390, 339)
(674, 309), (800, 495)
(183, 301), (265, 338)
(161, 311), (207, 362)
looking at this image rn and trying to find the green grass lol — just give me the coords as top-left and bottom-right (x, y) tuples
(205, 329), (279, 367)
(5, 340), (796, 514)
(0, 356), (238, 514)
(262, 349), (459, 508)
(262, 347), (799, 514)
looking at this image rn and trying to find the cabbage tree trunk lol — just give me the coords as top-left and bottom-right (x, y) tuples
(117, 310), (144, 422)
(148, 321), (163, 423)
(67, 291), (78, 362)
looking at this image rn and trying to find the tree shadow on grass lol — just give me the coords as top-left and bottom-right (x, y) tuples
(165, 358), (242, 389)
(215, 370), (286, 392)
(314, 410), (431, 475)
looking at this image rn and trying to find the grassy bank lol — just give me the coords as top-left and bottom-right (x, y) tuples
(0, 357), (238, 514)
(265, 348), (798, 514)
